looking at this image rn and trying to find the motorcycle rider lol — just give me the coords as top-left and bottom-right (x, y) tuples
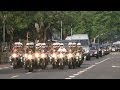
(57, 43), (67, 53)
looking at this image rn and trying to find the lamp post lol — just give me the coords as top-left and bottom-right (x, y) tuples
(71, 24), (72, 40)
(3, 15), (6, 45)
(61, 20), (62, 40)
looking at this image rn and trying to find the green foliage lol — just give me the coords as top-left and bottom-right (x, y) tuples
(0, 11), (120, 43)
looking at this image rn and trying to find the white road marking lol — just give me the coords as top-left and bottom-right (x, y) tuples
(0, 66), (13, 70)
(85, 65), (96, 70)
(3, 67), (9, 69)
(65, 58), (111, 79)
(38, 69), (42, 71)
(69, 76), (75, 78)
(11, 75), (19, 78)
(65, 78), (72, 79)
(112, 66), (120, 68)
(95, 58), (110, 64)
(26, 72), (32, 74)
(73, 74), (79, 76)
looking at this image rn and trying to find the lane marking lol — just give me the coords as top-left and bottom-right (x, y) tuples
(11, 75), (19, 78)
(65, 78), (72, 79)
(112, 66), (120, 68)
(73, 74), (79, 76)
(69, 76), (75, 78)
(65, 58), (111, 79)
(0, 68), (2, 70)
(95, 58), (110, 65)
(26, 72), (32, 74)
(3, 67), (9, 69)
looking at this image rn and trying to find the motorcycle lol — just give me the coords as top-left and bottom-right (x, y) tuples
(75, 52), (84, 67)
(57, 53), (65, 69)
(67, 53), (74, 69)
(50, 53), (58, 69)
(11, 53), (23, 69)
(39, 53), (48, 69)
(24, 54), (34, 72)
(34, 52), (40, 69)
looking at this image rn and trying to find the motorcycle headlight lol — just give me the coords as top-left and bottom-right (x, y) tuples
(35, 53), (40, 58)
(67, 53), (73, 59)
(84, 49), (89, 53)
(41, 53), (46, 59)
(12, 53), (17, 58)
(76, 56), (79, 59)
(24, 54), (28, 58)
(52, 53), (57, 59)
(99, 49), (101, 51)
(94, 51), (97, 54)
(59, 54), (64, 59)
(27, 54), (33, 60)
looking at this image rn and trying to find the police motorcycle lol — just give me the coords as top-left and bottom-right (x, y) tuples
(57, 43), (67, 69)
(75, 43), (84, 67)
(66, 42), (75, 69)
(24, 42), (35, 72)
(10, 42), (24, 69)
(70, 42), (78, 68)
(34, 43), (41, 69)
(67, 49), (75, 69)
(39, 43), (48, 69)
(49, 43), (59, 69)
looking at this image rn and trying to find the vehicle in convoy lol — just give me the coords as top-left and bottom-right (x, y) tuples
(102, 45), (110, 55)
(111, 45), (117, 52)
(65, 34), (91, 60)
(24, 42), (35, 72)
(9, 42), (24, 69)
(90, 46), (99, 58)
(113, 41), (120, 52)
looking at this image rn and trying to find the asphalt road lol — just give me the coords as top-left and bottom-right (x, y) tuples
(0, 52), (120, 79)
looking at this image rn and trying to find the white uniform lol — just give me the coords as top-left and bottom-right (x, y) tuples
(57, 47), (67, 52)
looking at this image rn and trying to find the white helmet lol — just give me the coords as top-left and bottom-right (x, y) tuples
(72, 42), (76, 45)
(60, 43), (64, 46)
(68, 42), (72, 46)
(77, 43), (81, 46)
(52, 43), (56, 46)
(41, 43), (46, 46)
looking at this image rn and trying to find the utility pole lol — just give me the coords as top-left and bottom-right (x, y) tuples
(27, 32), (29, 43)
(3, 15), (6, 46)
(71, 24), (72, 40)
(61, 20), (62, 40)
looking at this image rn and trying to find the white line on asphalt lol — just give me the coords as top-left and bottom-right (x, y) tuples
(95, 58), (110, 65)
(0, 68), (2, 70)
(65, 78), (72, 79)
(65, 58), (111, 79)
(26, 72), (32, 74)
(69, 76), (75, 78)
(112, 66), (120, 68)
(3, 67), (9, 69)
(85, 65), (96, 70)
(11, 75), (19, 78)
(73, 74), (79, 76)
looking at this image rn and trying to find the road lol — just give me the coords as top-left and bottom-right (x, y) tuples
(0, 52), (120, 79)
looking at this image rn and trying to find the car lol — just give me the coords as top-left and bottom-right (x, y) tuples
(90, 46), (99, 58)
(111, 45), (117, 52)
(102, 45), (110, 55)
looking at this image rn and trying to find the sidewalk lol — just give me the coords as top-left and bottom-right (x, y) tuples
(0, 64), (11, 68)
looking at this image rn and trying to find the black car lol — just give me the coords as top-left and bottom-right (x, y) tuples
(90, 46), (99, 58)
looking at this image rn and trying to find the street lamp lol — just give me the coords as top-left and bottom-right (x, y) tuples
(61, 21), (63, 40)
(3, 15), (6, 44)
(71, 24), (73, 40)
(2, 15), (7, 52)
